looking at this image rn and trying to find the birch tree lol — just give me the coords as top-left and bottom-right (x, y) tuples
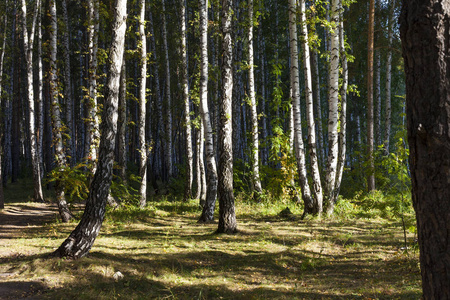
(181, 0), (193, 201)
(247, 0), (262, 197)
(21, 0), (44, 203)
(217, 0), (237, 234)
(54, 0), (127, 259)
(138, 0), (148, 208)
(198, 0), (218, 223)
(49, 0), (72, 222)
(288, 0), (314, 216)
(300, 0), (323, 215)
(324, 0), (341, 211)
(367, 0), (376, 191)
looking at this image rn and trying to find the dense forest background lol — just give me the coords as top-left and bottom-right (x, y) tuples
(0, 0), (406, 216)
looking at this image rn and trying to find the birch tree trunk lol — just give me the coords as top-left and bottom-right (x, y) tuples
(311, 50), (325, 166)
(384, 0), (395, 153)
(37, 3), (44, 180)
(248, 0), (262, 197)
(198, 0), (218, 223)
(330, 12), (348, 211)
(324, 0), (340, 210)
(62, 0), (75, 165)
(217, 0), (237, 234)
(85, 0), (100, 172)
(54, 0), (127, 259)
(118, 54), (127, 182)
(300, 0), (323, 215)
(367, 0), (376, 191)
(288, 0), (314, 216)
(21, 0), (44, 203)
(161, 0), (173, 179)
(181, 0), (193, 201)
(138, 0), (148, 208)
(49, 0), (72, 223)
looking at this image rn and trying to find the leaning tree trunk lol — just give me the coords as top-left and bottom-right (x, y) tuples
(21, 0), (44, 203)
(300, 0), (323, 215)
(288, 0), (314, 216)
(401, 0), (450, 297)
(181, 0), (193, 201)
(54, 0), (127, 259)
(49, 0), (72, 223)
(138, 0), (148, 208)
(248, 0), (262, 198)
(198, 0), (218, 223)
(217, 0), (237, 234)
(324, 0), (340, 213)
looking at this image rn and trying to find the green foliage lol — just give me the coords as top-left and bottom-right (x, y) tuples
(47, 163), (90, 202)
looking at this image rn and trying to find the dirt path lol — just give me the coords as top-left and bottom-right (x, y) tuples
(0, 203), (59, 299)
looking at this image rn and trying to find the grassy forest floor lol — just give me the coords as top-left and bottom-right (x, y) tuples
(0, 180), (421, 299)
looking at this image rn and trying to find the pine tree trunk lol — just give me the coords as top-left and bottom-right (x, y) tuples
(324, 0), (341, 211)
(367, 0), (376, 192)
(161, 0), (173, 179)
(300, 0), (323, 215)
(21, 0), (44, 203)
(217, 0), (237, 234)
(138, 0), (147, 208)
(248, 0), (262, 197)
(288, 0), (314, 216)
(0, 9), (7, 209)
(49, 0), (72, 223)
(384, 0), (395, 154)
(181, 0), (193, 201)
(401, 1), (450, 296)
(198, 0), (218, 223)
(54, 0), (127, 259)
(375, 50), (381, 147)
(62, 0), (75, 166)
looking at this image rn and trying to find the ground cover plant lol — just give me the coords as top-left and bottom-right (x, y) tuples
(0, 180), (420, 299)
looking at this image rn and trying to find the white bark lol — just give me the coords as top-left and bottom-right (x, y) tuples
(198, 0), (218, 222)
(288, 0), (314, 214)
(325, 0), (340, 207)
(300, 0), (323, 215)
(248, 0), (262, 196)
(138, 0), (147, 208)
(181, 0), (193, 200)
(21, 0), (44, 202)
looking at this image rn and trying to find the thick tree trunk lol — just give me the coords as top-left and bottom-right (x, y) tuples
(401, 0), (450, 297)
(217, 0), (237, 234)
(181, 0), (193, 201)
(49, 0), (72, 223)
(138, 0), (147, 208)
(198, 0), (218, 223)
(288, 0), (314, 215)
(54, 0), (127, 259)
(21, 0), (44, 203)
(300, 0), (323, 215)
(367, 0), (376, 191)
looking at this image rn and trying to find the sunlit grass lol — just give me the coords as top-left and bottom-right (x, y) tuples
(0, 191), (421, 299)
